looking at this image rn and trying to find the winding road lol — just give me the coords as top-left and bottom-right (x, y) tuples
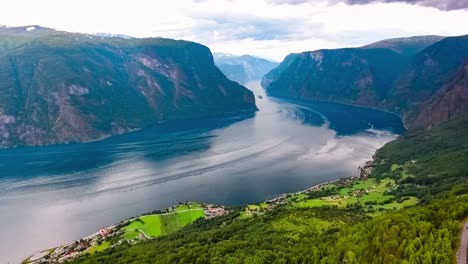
(458, 221), (468, 264)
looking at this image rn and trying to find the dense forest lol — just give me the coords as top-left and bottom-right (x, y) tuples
(73, 114), (468, 264)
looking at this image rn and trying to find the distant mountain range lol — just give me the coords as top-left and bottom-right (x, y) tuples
(263, 34), (468, 129)
(0, 26), (257, 148)
(213, 53), (278, 84)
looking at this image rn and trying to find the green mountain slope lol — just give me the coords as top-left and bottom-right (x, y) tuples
(72, 114), (468, 264)
(390, 35), (468, 113)
(410, 61), (468, 129)
(362, 35), (445, 57)
(263, 35), (468, 129)
(261, 53), (298, 88)
(0, 26), (257, 147)
(265, 48), (405, 106)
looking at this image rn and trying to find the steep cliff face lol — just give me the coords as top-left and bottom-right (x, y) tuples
(264, 48), (404, 106)
(0, 26), (257, 147)
(389, 35), (468, 112)
(410, 62), (468, 129)
(261, 53), (298, 89)
(263, 35), (468, 129)
(213, 53), (278, 84)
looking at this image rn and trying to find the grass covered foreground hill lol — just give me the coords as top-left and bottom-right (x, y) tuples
(0, 26), (257, 148)
(72, 115), (468, 264)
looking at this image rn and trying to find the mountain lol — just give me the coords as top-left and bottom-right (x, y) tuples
(31, 33), (468, 264)
(261, 53), (298, 88)
(0, 26), (257, 148)
(264, 48), (405, 107)
(263, 35), (468, 128)
(362, 35), (445, 57)
(261, 35), (444, 91)
(410, 61), (468, 129)
(93, 33), (135, 39)
(213, 53), (278, 84)
(390, 35), (468, 113)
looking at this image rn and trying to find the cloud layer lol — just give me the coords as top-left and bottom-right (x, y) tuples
(268, 0), (468, 11)
(0, 0), (466, 61)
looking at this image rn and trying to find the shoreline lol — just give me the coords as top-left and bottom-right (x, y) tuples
(19, 88), (399, 263)
(265, 160), (372, 204)
(23, 156), (375, 263)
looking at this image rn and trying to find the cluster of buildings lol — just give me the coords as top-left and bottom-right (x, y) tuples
(26, 203), (232, 263)
(26, 225), (119, 264)
(204, 205), (226, 219)
(352, 189), (370, 197)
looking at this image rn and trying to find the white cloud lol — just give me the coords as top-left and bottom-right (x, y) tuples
(0, 0), (466, 61)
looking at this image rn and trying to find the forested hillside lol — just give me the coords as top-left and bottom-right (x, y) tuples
(72, 114), (468, 264)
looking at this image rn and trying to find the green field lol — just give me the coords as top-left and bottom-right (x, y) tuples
(122, 207), (205, 240)
(86, 241), (111, 255)
(124, 215), (163, 237)
(239, 177), (418, 216)
(247, 203), (269, 211)
(287, 178), (418, 212)
(174, 202), (203, 212)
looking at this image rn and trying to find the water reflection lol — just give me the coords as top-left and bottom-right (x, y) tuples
(0, 81), (404, 263)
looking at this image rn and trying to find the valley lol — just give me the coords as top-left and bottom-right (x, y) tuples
(23, 165), (420, 263)
(0, 82), (404, 263)
(59, 32), (468, 263)
(66, 112), (468, 264)
(0, 4), (467, 262)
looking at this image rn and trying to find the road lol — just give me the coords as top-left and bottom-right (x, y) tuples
(458, 221), (468, 264)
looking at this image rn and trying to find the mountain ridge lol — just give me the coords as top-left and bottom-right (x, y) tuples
(263, 34), (468, 129)
(362, 35), (445, 56)
(0, 26), (257, 148)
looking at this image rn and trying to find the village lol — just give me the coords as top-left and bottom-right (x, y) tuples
(24, 203), (226, 264)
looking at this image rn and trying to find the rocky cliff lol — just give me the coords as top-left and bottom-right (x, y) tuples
(0, 26), (257, 147)
(261, 53), (298, 89)
(389, 35), (468, 113)
(410, 61), (468, 129)
(263, 35), (468, 129)
(264, 48), (405, 106)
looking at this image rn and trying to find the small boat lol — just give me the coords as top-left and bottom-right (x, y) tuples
(258, 95), (263, 99)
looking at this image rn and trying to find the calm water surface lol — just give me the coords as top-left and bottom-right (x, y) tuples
(0, 81), (404, 263)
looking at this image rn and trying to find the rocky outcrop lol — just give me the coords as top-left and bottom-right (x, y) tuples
(0, 26), (257, 148)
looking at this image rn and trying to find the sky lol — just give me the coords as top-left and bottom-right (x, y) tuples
(0, 0), (467, 61)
